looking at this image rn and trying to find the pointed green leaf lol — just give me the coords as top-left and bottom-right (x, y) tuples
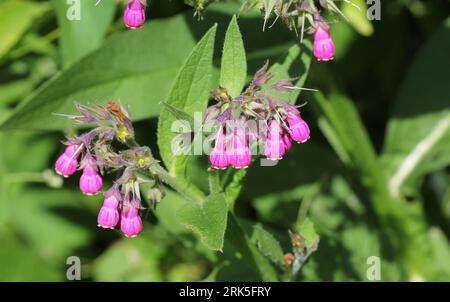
(296, 217), (318, 248)
(382, 24), (450, 197)
(52, 0), (116, 68)
(220, 15), (247, 97)
(157, 25), (217, 178)
(176, 193), (228, 251)
(0, 15), (205, 131)
(252, 224), (285, 266)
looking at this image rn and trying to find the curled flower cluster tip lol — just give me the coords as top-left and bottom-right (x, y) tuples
(55, 102), (165, 237)
(203, 62), (311, 170)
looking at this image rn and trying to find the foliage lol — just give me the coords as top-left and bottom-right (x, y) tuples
(0, 0), (449, 282)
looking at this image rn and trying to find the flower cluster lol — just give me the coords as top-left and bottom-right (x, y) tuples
(123, 0), (146, 29)
(204, 63), (310, 170)
(55, 102), (165, 237)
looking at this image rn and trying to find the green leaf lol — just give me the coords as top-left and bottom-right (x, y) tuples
(296, 217), (319, 249)
(176, 192), (228, 251)
(263, 42), (313, 104)
(52, 0), (115, 68)
(0, 0), (49, 60)
(381, 24), (450, 197)
(0, 15), (206, 131)
(157, 25), (217, 177)
(252, 224), (285, 266)
(220, 15), (247, 97)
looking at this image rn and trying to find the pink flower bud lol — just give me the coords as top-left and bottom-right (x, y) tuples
(79, 160), (103, 195)
(287, 114), (310, 143)
(55, 145), (81, 178)
(120, 204), (142, 237)
(265, 121), (286, 160)
(210, 129), (230, 170)
(230, 133), (252, 169)
(123, 0), (146, 29)
(97, 188), (121, 229)
(313, 26), (335, 61)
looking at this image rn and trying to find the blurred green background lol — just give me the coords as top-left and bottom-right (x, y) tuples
(0, 0), (449, 281)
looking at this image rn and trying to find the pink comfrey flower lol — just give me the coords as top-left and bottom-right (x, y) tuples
(123, 0), (146, 29)
(265, 121), (286, 160)
(79, 156), (103, 195)
(55, 144), (82, 178)
(313, 26), (335, 61)
(210, 128), (231, 170)
(230, 131), (252, 169)
(97, 188), (121, 229)
(120, 201), (143, 237)
(282, 132), (293, 151)
(287, 112), (310, 143)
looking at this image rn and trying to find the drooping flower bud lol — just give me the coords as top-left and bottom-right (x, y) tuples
(287, 113), (310, 143)
(282, 132), (292, 151)
(120, 202), (143, 237)
(313, 26), (335, 61)
(123, 0), (146, 29)
(55, 144), (81, 178)
(230, 128), (252, 169)
(97, 188), (121, 229)
(210, 128), (230, 170)
(147, 186), (165, 207)
(265, 121), (286, 160)
(79, 157), (103, 195)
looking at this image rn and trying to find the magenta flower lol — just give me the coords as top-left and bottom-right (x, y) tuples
(265, 121), (286, 160)
(210, 129), (231, 170)
(79, 157), (103, 195)
(123, 0), (146, 29)
(120, 202), (143, 237)
(97, 188), (121, 229)
(230, 132), (252, 169)
(282, 132), (292, 151)
(55, 144), (81, 178)
(313, 26), (335, 61)
(287, 113), (310, 143)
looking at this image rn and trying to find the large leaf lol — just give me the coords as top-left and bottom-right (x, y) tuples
(157, 25), (217, 176)
(0, 0), (49, 60)
(382, 24), (450, 197)
(0, 15), (205, 131)
(220, 15), (247, 97)
(176, 193), (228, 251)
(52, 0), (115, 68)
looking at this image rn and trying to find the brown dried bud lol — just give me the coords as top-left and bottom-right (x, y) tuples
(284, 253), (295, 266)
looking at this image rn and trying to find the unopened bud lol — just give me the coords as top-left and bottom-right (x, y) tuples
(289, 231), (306, 248)
(147, 186), (165, 205)
(284, 253), (295, 266)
